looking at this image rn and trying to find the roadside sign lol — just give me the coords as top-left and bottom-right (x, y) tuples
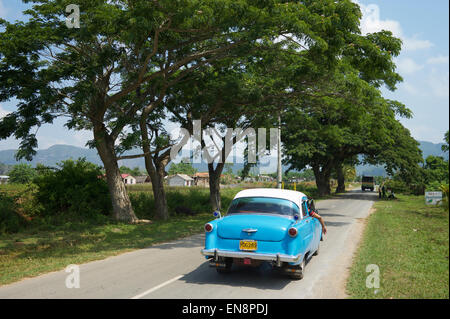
(425, 191), (443, 205)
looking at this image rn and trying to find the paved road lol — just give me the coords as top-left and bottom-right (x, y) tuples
(0, 190), (377, 299)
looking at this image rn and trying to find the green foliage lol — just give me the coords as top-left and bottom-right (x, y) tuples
(0, 162), (13, 175)
(0, 192), (28, 234)
(423, 155), (449, 185)
(425, 181), (443, 192)
(8, 163), (37, 184)
(284, 169), (315, 181)
(119, 166), (143, 176)
(128, 185), (242, 219)
(283, 182), (321, 199)
(281, 58), (420, 195)
(168, 161), (197, 176)
(440, 184), (449, 211)
(384, 179), (409, 194)
(442, 130), (449, 153)
(33, 158), (111, 219)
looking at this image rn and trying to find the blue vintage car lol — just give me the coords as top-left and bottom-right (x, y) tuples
(201, 188), (323, 279)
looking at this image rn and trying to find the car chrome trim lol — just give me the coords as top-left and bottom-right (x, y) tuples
(242, 228), (258, 233)
(201, 248), (301, 263)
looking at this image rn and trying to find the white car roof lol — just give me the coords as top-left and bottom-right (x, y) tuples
(233, 188), (307, 207)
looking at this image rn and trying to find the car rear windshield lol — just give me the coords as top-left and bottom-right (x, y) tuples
(362, 176), (374, 183)
(227, 197), (300, 216)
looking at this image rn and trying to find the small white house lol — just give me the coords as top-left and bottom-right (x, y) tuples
(121, 174), (137, 185)
(0, 175), (9, 184)
(258, 175), (274, 182)
(167, 174), (194, 187)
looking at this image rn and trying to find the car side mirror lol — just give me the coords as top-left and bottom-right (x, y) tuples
(213, 210), (221, 219)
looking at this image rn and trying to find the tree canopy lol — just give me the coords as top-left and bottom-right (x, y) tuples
(0, 0), (427, 219)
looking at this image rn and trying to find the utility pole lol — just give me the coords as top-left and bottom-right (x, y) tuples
(277, 111), (282, 189)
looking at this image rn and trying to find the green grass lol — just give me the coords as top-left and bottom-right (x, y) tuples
(0, 186), (242, 286)
(0, 213), (216, 285)
(0, 182), (326, 286)
(346, 194), (449, 299)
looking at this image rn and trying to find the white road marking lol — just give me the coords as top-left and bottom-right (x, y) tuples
(130, 275), (183, 299)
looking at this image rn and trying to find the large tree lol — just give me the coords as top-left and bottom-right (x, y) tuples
(2, 0), (346, 221)
(131, 0), (366, 213)
(281, 59), (420, 196)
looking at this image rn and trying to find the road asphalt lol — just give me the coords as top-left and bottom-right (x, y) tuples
(0, 189), (377, 299)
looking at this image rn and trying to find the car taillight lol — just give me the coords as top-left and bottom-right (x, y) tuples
(204, 223), (213, 232)
(288, 227), (298, 237)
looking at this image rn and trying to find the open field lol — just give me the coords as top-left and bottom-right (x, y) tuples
(346, 194), (449, 299)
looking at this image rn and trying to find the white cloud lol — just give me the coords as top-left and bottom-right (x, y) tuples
(396, 57), (423, 75)
(357, 3), (402, 36)
(399, 82), (420, 96)
(0, 104), (10, 119)
(38, 137), (68, 150)
(427, 55), (449, 65)
(428, 69), (449, 98)
(72, 130), (94, 148)
(355, 1), (433, 52)
(402, 36), (433, 51)
(408, 124), (446, 144)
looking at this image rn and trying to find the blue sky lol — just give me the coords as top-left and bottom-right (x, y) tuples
(0, 0), (449, 153)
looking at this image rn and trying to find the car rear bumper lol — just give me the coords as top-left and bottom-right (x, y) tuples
(201, 248), (302, 263)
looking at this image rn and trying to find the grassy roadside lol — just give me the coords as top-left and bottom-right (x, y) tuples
(0, 186), (241, 286)
(0, 213), (214, 286)
(0, 182), (329, 286)
(346, 194), (449, 299)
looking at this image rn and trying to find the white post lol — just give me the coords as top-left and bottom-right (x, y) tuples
(277, 111), (282, 189)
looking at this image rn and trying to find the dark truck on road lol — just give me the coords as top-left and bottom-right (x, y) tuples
(361, 176), (374, 191)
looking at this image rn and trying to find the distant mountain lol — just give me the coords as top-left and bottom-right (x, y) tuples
(419, 141), (448, 159)
(0, 140), (447, 176)
(0, 144), (284, 173)
(356, 140), (448, 177)
(0, 145), (102, 167)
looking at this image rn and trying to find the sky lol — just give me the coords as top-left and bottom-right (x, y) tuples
(0, 0), (449, 154)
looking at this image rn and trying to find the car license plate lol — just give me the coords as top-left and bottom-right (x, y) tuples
(239, 240), (257, 251)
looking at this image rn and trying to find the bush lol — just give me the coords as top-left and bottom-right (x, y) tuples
(425, 180), (443, 192)
(33, 158), (111, 219)
(384, 179), (410, 194)
(8, 163), (37, 184)
(440, 184), (449, 211)
(129, 192), (155, 219)
(0, 192), (28, 233)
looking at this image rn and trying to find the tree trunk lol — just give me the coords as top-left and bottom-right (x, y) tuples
(208, 162), (225, 212)
(141, 147), (170, 221)
(94, 125), (138, 223)
(148, 161), (169, 220)
(335, 163), (346, 193)
(313, 164), (332, 197)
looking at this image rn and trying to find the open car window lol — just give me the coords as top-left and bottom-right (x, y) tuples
(302, 202), (309, 217)
(227, 197), (300, 217)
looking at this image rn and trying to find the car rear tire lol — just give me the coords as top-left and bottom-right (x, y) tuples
(289, 259), (305, 280)
(216, 258), (232, 274)
(313, 243), (320, 256)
